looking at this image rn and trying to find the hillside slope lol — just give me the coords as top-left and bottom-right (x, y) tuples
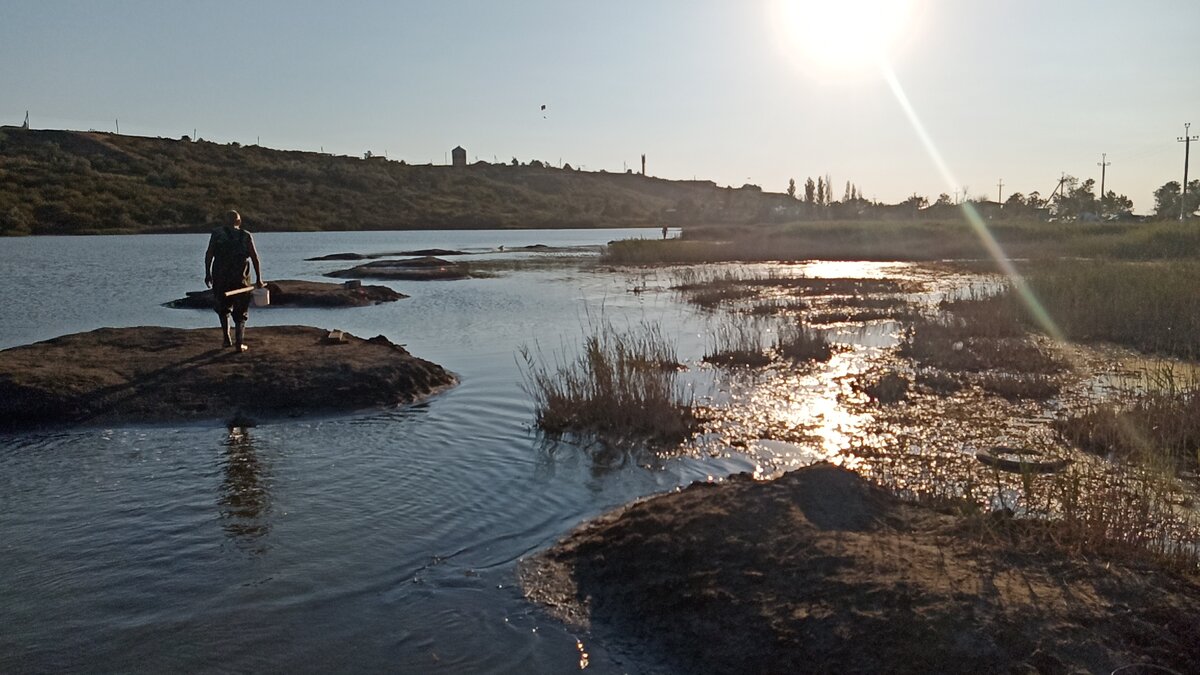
(0, 127), (791, 235)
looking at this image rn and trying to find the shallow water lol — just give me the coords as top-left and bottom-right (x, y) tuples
(1, 229), (783, 673)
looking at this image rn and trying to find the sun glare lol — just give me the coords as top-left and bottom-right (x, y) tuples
(773, 0), (915, 77)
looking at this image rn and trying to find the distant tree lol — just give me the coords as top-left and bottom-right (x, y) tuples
(1027, 191), (1045, 209)
(843, 180), (852, 202)
(901, 194), (928, 209)
(1004, 192), (1026, 209)
(511, 157), (519, 166)
(1153, 180), (1200, 219)
(1053, 176), (1098, 219)
(817, 176), (826, 206)
(1099, 190), (1133, 218)
(804, 178), (816, 204)
(787, 178), (797, 199)
(934, 193), (953, 206)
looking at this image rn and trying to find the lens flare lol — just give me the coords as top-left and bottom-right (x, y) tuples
(773, 0), (915, 78)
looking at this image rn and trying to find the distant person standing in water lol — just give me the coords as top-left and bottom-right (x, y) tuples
(204, 210), (264, 352)
(662, 225), (669, 239)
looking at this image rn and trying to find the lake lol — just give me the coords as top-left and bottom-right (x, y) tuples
(4, 228), (824, 673)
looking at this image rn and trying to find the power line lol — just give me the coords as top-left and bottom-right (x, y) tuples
(1178, 122), (1198, 221)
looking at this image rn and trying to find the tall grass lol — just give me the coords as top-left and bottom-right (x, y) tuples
(603, 219), (1200, 265)
(1017, 260), (1200, 360)
(520, 322), (695, 446)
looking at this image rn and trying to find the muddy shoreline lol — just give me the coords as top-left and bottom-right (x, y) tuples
(522, 463), (1200, 674)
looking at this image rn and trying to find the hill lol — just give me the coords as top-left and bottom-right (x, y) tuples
(0, 127), (794, 235)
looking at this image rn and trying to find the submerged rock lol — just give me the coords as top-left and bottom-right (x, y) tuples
(325, 256), (470, 281)
(0, 326), (455, 431)
(165, 279), (407, 309)
(305, 249), (466, 261)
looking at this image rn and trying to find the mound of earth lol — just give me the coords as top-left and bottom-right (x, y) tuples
(325, 256), (470, 281)
(306, 248), (465, 261)
(0, 326), (455, 431)
(165, 280), (407, 309)
(521, 463), (1200, 674)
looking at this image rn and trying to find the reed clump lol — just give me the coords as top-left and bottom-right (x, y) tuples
(520, 322), (695, 446)
(774, 320), (834, 362)
(703, 321), (770, 367)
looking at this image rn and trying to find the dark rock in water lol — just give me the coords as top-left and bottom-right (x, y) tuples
(0, 326), (456, 431)
(306, 252), (370, 261)
(326, 256), (470, 281)
(518, 244), (550, 250)
(395, 248), (466, 257)
(165, 279), (406, 309)
(305, 249), (465, 261)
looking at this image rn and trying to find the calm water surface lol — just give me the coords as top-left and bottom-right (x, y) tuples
(0, 229), (766, 674)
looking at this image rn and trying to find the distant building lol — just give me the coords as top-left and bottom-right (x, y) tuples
(451, 146), (466, 167)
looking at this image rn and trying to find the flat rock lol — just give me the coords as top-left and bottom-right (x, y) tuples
(0, 326), (455, 431)
(325, 256), (470, 281)
(165, 279), (406, 309)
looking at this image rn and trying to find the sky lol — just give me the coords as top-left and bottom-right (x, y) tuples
(2, 0), (1198, 212)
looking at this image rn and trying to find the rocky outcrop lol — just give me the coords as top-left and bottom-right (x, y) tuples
(0, 326), (455, 431)
(165, 279), (406, 309)
(325, 256), (470, 281)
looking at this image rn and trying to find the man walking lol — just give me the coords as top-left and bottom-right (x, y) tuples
(204, 210), (264, 352)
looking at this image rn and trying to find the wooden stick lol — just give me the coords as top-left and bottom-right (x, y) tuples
(223, 286), (255, 297)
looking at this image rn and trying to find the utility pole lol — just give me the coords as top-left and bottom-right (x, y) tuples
(115, 118), (119, 135)
(1179, 123), (1198, 221)
(1097, 153), (1110, 199)
(997, 179), (1004, 204)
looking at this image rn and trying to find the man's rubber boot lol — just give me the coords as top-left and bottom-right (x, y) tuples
(234, 323), (248, 352)
(220, 314), (233, 347)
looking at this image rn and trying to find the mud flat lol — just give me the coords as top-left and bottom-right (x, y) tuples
(0, 326), (455, 431)
(325, 256), (470, 281)
(165, 279), (407, 309)
(522, 463), (1200, 674)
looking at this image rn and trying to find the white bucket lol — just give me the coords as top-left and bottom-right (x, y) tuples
(251, 286), (270, 307)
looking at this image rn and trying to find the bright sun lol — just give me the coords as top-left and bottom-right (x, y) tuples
(773, 0), (916, 77)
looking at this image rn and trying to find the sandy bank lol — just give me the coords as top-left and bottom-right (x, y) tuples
(522, 463), (1200, 674)
(0, 326), (455, 431)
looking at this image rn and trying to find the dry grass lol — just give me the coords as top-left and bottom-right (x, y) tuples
(858, 370), (910, 404)
(977, 372), (1060, 401)
(520, 322), (696, 446)
(1053, 366), (1200, 471)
